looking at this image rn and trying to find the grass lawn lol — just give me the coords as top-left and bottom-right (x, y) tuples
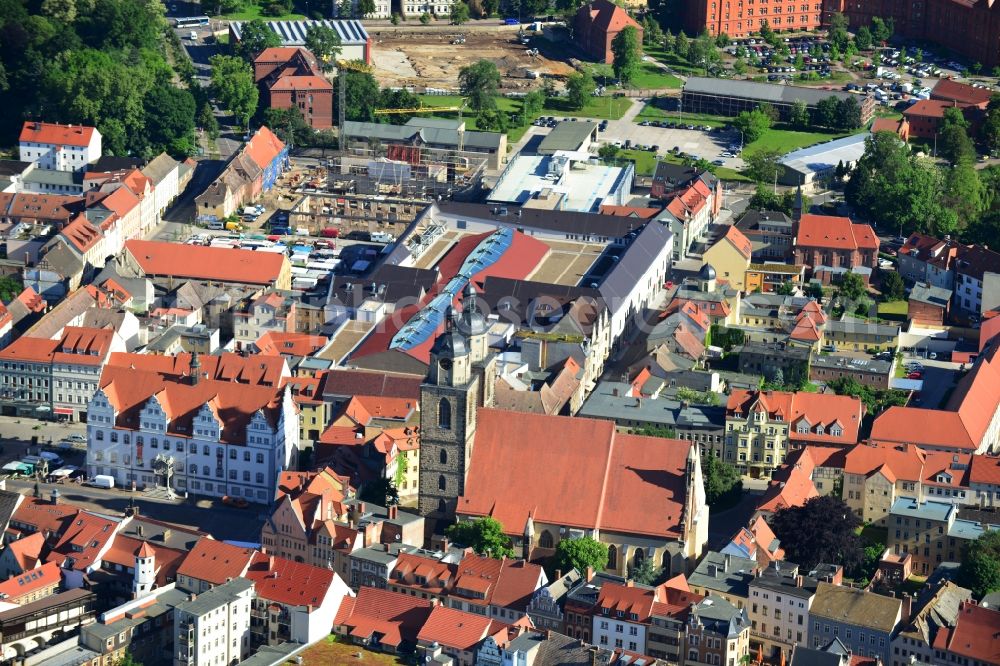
(295, 635), (404, 664)
(629, 63), (682, 90)
(878, 300), (909, 322)
(644, 46), (703, 75)
(543, 95), (631, 120)
(617, 149), (750, 182)
(744, 127), (853, 154)
(217, 4), (304, 20)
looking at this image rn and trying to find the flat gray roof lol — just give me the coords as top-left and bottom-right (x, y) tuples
(684, 77), (858, 106)
(538, 121), (597, 153)
(579, 381), (725, 429)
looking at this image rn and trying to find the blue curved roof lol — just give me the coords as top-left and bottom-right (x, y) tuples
(390, 228), (514, 351)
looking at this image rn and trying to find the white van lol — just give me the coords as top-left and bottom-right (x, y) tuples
(90, 475), (115, 489)
(371, 231), (395, 243)
(207, 219), (225, 230)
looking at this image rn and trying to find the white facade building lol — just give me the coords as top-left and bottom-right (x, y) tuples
(19, 122), (102, 173)
(173, 578), (254, 666)
(86, 364), (299, 502)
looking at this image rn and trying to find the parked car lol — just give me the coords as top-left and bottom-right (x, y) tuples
(907, 371), (924, 379)
(221, 495), (249, 509)
(321, 227), (340, 238)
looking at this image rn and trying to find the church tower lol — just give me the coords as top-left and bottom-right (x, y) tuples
(682, 444), (709, 563)
(418, 305), (482, 523)
(133, 542), (156, 598)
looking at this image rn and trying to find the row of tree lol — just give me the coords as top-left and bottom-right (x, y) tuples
(0, 0), (200, 158)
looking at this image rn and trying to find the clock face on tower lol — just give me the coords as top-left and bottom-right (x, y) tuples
(440, 358), (453, 371)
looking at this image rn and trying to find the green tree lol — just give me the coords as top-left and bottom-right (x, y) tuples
(789, 99), (810, 128)
(854, 25), (872, 50)
(838, 271), (867, 303)
(0, 275), (23, 302)
(661, 29), (675, 53)
(336, 69), (379, 122)
(475, 107), (510, 132)
(981, 105), (1000, 155)
(144, 85), (197, 157)
(642, 15), (663, 46)
(687, 33), (720, 73)
(198, 103), (220, 142)
(674, 31), (690, 59)
(358, 477), (400, 507)
(304, 25), (342, 72)
(715, 32), (730, 48)
(459, 59), (500, 111)
(630, 557), (661, 584)
(733, 58), (747, 76)
(598, 142), (620, 162)
(758, 19), (774, 44)
(813, 96), (838, 128)
(41, 0), (76, 23)
(938, 107), (975, 165)
(376, 87), (421, 122)
(236, 19), (282, 61)
(521, 88), (545, 120)
(733, 106), (772, 143)
(960, 531), (1000, 599)
(210, 54), (259, 129)
(827, 12), (850, 51)
(446, 517), (515, 559)
(611, 26), (641, 85)
(880, 270), (905, 301)
(743, 148), (782, 184)
(771, 496), (862, 570)
(357, 0), (377, 15)
(565, 71), (594, 110)
(835, 97), (862, 129)
(870, 16), (893, 43)
(450, 0), (470, 23)
(115, 652), (144, 666)
(552, 537), (609, 574)
(702, 453), (742, 507)
(777, 281), (796, 296)
(419, 11), (430, 23)
(806, 282), (824, 299)
(943, 162), (985, 232)
(263, 106), (312, 147)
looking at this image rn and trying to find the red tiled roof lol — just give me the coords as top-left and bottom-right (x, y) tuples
(940, 602), (1000, 664)
(47, 511), (120, 571)
(245, 552), (336, 607)
(796, 214), (879, 252)
(7, 192), (83, 221)
(334, 586), (433, 648)
(106, 351), (286, 387)
(124, 240), (287, 286)
(453, 554), (543, 611)
(256, 331), (328, 357)
(599, 205), (661, 219)
(0, 327), (115, 366)
(98, 186), (139, 219)
(6, 532), (44, 572)
(757, 460), (818, 513)
(416, 605), (510, 651)
(721, 225), (752, 260)
(904, 99), (963, 119)
(458, 409), (692, 539)
(870, 117), (907, 135)
(843, 443), (926, 481)
(0, 561), (61, 600)
(60, 214), (102, 254)
(15, 287), (46, 314)
(932, 79), (993, 106)
(244, 126), (286, 171)
(9, 497), (77, 538)
(176, 538), (256, 585)
(727, 390), (863, 446)
(255, 46), (312, 62)
(587, 0), (642, 33)
(101, 535), (187, 586)
(271, 75), (333, 92)
(20, 121), (97, 147)
(970, 455), (1000, 486)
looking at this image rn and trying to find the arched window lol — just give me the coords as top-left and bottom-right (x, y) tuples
(662, 551), (671, 572)
(607, 545), (618, 569)
(438, 475), (447, 491)
(633, 547), (645, 570)
(438, 399), (452, 430)
(440, 448), (448, 465)
(539, 530), (554, 549)
(437, 499), (447, 514)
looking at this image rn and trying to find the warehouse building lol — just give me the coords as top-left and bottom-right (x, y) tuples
(681, 78), (875, 125)
(229, 20), (371, 64)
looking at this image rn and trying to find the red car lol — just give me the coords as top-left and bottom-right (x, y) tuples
(907, 371), (923, 379)
(221, 495), (249, 509)
(321, 227), (340, 238)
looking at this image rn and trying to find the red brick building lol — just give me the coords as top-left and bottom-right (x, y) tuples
(902, 99), (972, 139)
(253, 47), (333, 130)
(688, 0), (824, 38)
(870, 116), (910, 142)
(792, 213), (879, 271)
(574, 0), (643, 64)
(828, 0), (1000, 68)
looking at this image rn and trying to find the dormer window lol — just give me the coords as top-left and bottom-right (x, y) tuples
(815, 425), (824, 435)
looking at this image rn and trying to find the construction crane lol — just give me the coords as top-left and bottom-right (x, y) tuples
(374, 102), (466, 115)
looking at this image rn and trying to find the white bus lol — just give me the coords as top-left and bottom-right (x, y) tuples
(173, 16), (210, 27)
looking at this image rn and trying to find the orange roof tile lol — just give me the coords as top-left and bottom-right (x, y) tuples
(176, 538), (256, 585)
(256, 331), (328, 357)
(98, 186), (140, 219)
(932, 79), (992, 106)
(334, 587), (433, 648)
(101, 535), (187, 586)
(60, 214), (102, 254)
(599, 205), (661, 219)
(47, 511), (120, 571)
(271, 75), (333, 92)
(0, 561), (61, 600)
(727, 390), (863, 446)
(458, 410), (693, 539)
(15, 287), (46, 313)
(796, 214), (879, 252)
(245, 552), (336, 607)
(970, 455), (1000, 486)
(244, 126), (286, 171)
(124, 240), (287, 286)
(843, 442), (926, 481)
(6, 532), (44, 572)
(20, 121), (97, 147)
(940, 602), (1000, 664)
(417, 605), (511, 651)
(9, 497), (77, 538)
(721, 225), (752, 260)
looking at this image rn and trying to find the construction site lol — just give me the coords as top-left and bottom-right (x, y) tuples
(370, 29), (576, 91)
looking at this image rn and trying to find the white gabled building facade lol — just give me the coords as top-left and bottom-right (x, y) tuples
(19, 121), (102, 172)
(86, 363), (299, 504)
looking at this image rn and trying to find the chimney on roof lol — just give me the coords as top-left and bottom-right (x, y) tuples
(612, 388), (619, 397)
(50, 488), (60, 505)
(796, 574), (804, 588)
(723, 554), (730, 573)
(269, 555), (275, 570)
(585, 566), (595, 582)
(588, 646), (599, 666)
(387, 505), (397, 519)
(555, 569), (562, 581)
